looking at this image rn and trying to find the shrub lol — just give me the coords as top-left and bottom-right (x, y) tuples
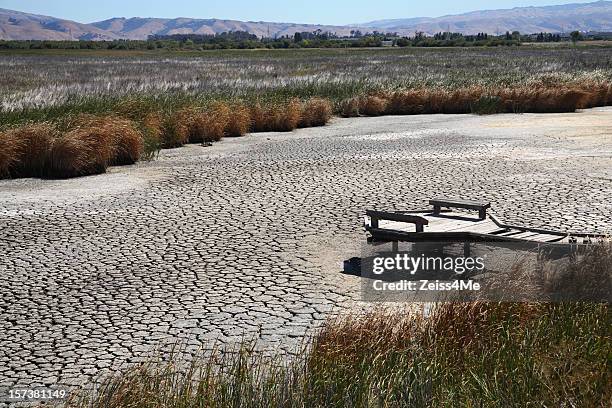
(299, 98), (333, 127)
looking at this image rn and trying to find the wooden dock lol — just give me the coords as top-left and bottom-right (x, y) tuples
(364, 198), (606, 245)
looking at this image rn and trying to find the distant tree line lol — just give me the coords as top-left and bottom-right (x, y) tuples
(0, 29), (608, 50)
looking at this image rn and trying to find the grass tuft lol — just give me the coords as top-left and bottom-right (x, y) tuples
(48, 130), (108, 178)
(340, 97), (360, 117)
(0, 129), (23, 178)
(161, 111), (190, 148)
(359, 95), (388, 116)
(299, 98), (333, 127)
(0, 123), (57, 178)
(225, 103), (252, 137)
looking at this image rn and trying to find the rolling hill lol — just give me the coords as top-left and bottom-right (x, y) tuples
(0, 1), (610, 41)
(362, 1), (612, 35)
(0, 8), (118, 40)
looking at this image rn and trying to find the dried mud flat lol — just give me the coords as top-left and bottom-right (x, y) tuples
(0, 108), (611, 392)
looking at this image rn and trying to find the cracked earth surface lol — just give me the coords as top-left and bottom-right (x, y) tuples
(0, 109), (611, 394)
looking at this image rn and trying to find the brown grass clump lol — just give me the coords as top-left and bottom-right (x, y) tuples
(386, 90), (427, 115)
(142, 112), (163, 142)
(270, 98), (302, 132)
(359, 95), (388, 116)
(352, 84), (593, 117)
(225, 103), (251, 137)
(510, 87), (588, 113)
(47, 114), (144, 177)
(299, 98), (333, 127)
(249, 98), (302, 132)
(568, 81), (612, 109)
(176, 103), (230, 144)
(249, 103), (267, 132)
(340, 97), (360, 117)
(0, 130), (23, 178)
(201, 102), (230, 142)
(161, 111), (190, 148)
(66, 114), (144, 165)
(105, 119), (144, 165)
(48, 128), (111, 178)
(0, 123), (57, 178)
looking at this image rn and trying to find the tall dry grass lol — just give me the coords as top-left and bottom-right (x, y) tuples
(299, 98), (333, 127)
(0, 129), (23, 178)
(1, 83), (609, 180)
(249, 99), (302, 132)
(0, 97), (335, 179)
(48, 130), (108, 178)
(71, 114), (144, 165)
(178, 103), (231, 144)
(0, 123), (57, 178)
(161, 112), (190, 148)
(343, 84), (601, 117)
(225, 103), (252, 137)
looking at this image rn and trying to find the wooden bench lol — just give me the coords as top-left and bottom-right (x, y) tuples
(366, 210), (429, 232)
(429, 198), (491, 220)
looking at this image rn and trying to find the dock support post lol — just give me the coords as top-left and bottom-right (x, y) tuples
(433, 205), (441, 215)
(392, 241), (399, 252)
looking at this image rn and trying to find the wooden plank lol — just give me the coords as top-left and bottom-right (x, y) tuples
(447, 223), (507, 234)
(379, 220), (422, 233)
(511, 231), (542, 239)
(429, 198), (490, 210)
(525, 234), (567, 243)
(425, 215), (485, 230)
(428, 220), (482, 232)
(495, 229), (524, 237)
(366, 210), (428, 225)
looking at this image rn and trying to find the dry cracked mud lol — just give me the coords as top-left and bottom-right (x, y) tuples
(1, 109), (611, 395)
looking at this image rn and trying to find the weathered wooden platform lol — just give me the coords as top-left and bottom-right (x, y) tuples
(364, 198), (605, 245)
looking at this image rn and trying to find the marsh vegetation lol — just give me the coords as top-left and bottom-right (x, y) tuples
(1, 47), (611, 179)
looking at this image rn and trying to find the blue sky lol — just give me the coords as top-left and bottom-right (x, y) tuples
(0, 0), (600, 25)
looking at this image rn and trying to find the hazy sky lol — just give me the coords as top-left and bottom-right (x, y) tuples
(0, 0), (600, 25)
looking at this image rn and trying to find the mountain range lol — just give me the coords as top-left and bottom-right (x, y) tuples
(0, 1), (611, 41)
